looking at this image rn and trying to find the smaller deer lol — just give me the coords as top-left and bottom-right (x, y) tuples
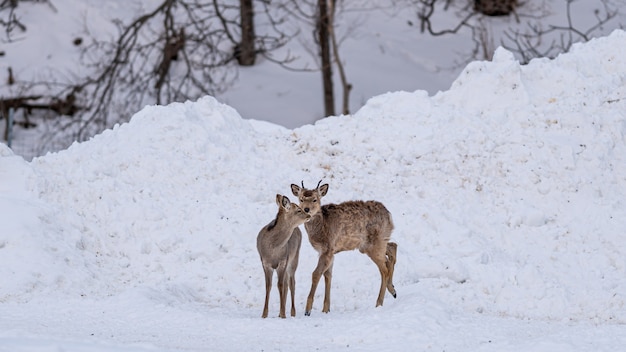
(291, 181), (398, 316)
(257, 194), (311, 318)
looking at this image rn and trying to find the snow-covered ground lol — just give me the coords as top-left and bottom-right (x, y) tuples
(1, 27), (626, 350)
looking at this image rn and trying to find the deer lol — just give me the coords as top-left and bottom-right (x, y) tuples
(291, 181), (398, 316)
(256, 194), (311, 318)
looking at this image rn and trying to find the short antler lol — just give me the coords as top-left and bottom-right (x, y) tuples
(316, 180), (322, 189)
(301, 180), (305, 189)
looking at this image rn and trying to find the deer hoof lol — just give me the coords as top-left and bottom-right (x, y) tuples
(392, 292), (397, 299)
(305, 311), (311, 316)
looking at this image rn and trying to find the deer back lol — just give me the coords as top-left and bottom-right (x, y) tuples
(305, 200), (394, 253)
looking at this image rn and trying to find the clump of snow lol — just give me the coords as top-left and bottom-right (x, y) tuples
(1, 30), (626, 351)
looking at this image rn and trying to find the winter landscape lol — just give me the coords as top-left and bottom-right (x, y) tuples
(1, 14), (626, 349)
(2, 0), (626, 350)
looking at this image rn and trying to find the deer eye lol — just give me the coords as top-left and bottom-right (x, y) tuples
(313, 199), (317, 202)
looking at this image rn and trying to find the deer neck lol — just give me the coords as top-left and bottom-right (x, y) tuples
(267, 211), (298, 246)
(304, 211), (324, 234)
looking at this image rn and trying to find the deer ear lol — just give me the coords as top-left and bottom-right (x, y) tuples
(319, 184), (329, 197)
(277, 194), (291, 209)
(281, 195), (291, 209)
(290, 184), (301, 196)
(275, 194), (283, 207)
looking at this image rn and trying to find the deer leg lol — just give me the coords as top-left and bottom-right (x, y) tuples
(277, 267), (287, 319)
(305, 253), (334, 316)
(386, 242), (397, 298)
(322, 261), (334, 313)
(368, 251), (389, 307)
(289, 273), (296, 317)
(290, 249), (300, 317)
(262, 266), (273, 318)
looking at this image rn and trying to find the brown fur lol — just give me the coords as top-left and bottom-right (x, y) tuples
(256, 194), (310, 318)
(291, 182), (397, 315)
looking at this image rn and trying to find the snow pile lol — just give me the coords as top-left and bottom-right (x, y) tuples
(1, 29), (626, 351)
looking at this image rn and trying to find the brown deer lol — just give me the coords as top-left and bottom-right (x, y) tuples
(291, 181), (397, 316)
(257, 194), (311, 318)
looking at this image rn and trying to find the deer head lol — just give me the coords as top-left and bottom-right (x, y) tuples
(290, 180), (328, 216)
(275, 194), (311, 225)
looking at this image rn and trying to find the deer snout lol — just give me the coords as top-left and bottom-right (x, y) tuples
(304, 207), (310, 213)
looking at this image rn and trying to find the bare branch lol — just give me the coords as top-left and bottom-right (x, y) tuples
(328, 0), (351, 115)
(500, 0), (622, 64)
(417, 0), (478, 36)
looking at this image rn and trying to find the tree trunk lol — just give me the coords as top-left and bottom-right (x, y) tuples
(317, 0), (335, 117)
(328, 0), (351, 115)
(474, 0), (517, 17)
(238, 0), (256, 66)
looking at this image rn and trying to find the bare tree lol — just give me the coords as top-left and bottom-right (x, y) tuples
(316, 0), (335, 117)
(413, 0), (625, 63)
(1, 0), (81, 153)
(328, 0), (351, 115)
(1, 0), (296, 154)
(237, 0), (256, 66)
(416, 0), (478, 37)
(474, 0), (517, 17)
(292, 0), (352, 117)
(502, 0), (624, 64)
(0, 0), (56, 42)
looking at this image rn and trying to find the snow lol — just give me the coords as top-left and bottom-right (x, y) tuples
(1, 27), (626, 350)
